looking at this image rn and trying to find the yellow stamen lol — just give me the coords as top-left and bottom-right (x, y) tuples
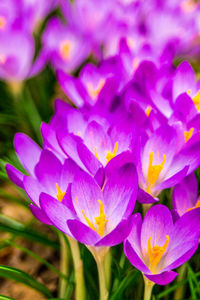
(187, 200), (200, 212)
(0, 16), (6, 30)
(60, 40), (73, 60)
(184, 128), (194, 143)
(94, 147), (99, 160)
(147, 235), (169, 274)
(82, 210), (96, 231)
(56, 183), (66, 202)
(192, 90), (200, 112)
(146, 151), (166, 195)
(106, 142), (118, 163)
(145, 106), (152, 117)
(94, 200), (108, 236)
(87, 78), (105, 100)
(82, 200), (108, 236)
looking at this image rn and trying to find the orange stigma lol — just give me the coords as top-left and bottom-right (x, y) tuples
(87, 78), (105, 100)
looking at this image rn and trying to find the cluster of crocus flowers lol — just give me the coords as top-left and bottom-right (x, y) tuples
(3, 1), (200, 300)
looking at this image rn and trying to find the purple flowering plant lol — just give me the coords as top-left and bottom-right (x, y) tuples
(1, 1), (200, 300)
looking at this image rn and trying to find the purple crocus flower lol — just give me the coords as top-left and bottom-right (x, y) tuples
(173, 173), (200, 217)
(39, 163), (138, 246)
(0, 28), (34, 83)
(124, 204), (200, 285)
(40, 17), (90, 73)
(41, 99), (136, 179)
(137, 123), (200, 200)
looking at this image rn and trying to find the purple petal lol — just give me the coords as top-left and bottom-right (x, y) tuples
(172, 173), (198, 216)
(77, 142), (102, 175)
(6, 164), (24, 189)
(124, 240), (150, 274)
(30, 204), (52, 225)
(95, 217), (133, 247)
(14, 133), (41, 176)
(137, 188), (159, 204)
(23, 176), (43, 206)
(145, 271), (178, 285)
(154, 166), (189, 192)
(40, 193), (74, 235)
(35, 150), (62, 195)
(103, 163), (138, 230)
(67, 219), (99, 245)
(71, 170), (103, 225)
(163, 240), (198, 272)
(141, 205), (173, 253)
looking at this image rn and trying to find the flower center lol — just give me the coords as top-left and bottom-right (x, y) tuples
(82, 200), (108, 236)
(94, 142), (118, 164)
(184, 128), (194, 143)
(147, 235), (169, 274)
(0, 54), (6, 64)
(187, 200), (200, 212)
(86, 78), (105, 100)
(56, 183), (66, 202)
(59, 40), (73, 60)
(146, 151), (166, 195)
(0, 16), (6, 30)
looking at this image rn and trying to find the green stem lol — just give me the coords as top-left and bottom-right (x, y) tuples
(174, 263), (187, 300)
(89, 247), (109, 300)
(143, 276), (154, 300)
(67, 236), (86, 300)
(96, 256), (108, 300)
(58, 233), (69, 299)
(142, 204), (152, 217)
(104, 249), (112, 290)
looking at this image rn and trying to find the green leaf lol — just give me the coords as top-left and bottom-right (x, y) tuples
(0, 214), (59, 249)
(0, 265), (52, 298)
(110, 269), (140, 300)
(0, 296), (15, 300)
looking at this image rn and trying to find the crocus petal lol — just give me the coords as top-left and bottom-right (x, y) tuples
(163, 240), (198, 272)
(67, 219), (99, 245)
(23, 176), (43, 206)
(30, 204), (52, 225)
(14, 133), (41, 176)
(172, 173), (198, 216)
(137, 188), (159, 204)
(40, 193), (74, 235)
(141, 205), (173, 251)
(71, 170), (103, 225)
(164, 208), (200, 267)
(6, 164), (24, 189)
(154, 166), (189, 192)
(77, 142), (102, 175)
(124, 240), (150, 274)
(126, 213), (143, 256)
(95, 218), (133, 247)
(103, 163), (138, 230)
(173, 61), (196, 100)
(35, 150), (62, 195)
(145, 271), (178, 285)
